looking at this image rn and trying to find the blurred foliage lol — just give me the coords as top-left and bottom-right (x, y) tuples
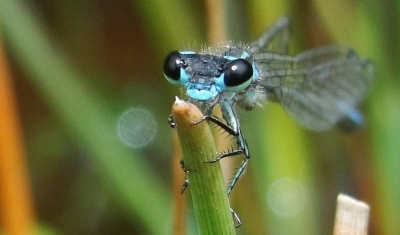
(0, 0), (398, 234)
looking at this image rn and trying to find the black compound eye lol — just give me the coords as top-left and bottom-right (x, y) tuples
(163, 51), (183, 84)
(223, 59), (253, 91)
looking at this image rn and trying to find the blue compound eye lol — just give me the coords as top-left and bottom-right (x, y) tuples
(163, 51), (183, 85)
(223, 59), (253, 91)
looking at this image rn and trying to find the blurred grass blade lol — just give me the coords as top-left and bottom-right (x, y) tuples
(130, 0), (204, 52)
(243, 3), (320, 234)
(357, 4), (400, 234)
(314, 1), (400, 234)
(0, 33), (36, 235)
(0, 1), (171, 234)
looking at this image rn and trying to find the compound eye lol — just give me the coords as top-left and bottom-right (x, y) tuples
(223, 59), (253, 91)
(163, 51), (183, 85)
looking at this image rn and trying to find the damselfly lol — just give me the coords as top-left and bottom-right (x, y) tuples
(164, 16), (373, 202)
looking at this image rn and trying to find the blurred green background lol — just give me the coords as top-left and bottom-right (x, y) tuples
(0, 0), (398, 234)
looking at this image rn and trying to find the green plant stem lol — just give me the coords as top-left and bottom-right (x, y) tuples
(172, 98), (236, 235)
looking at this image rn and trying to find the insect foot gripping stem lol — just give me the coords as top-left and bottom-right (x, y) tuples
(171, 98), (236, 234)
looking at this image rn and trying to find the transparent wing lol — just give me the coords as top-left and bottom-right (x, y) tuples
(255, 46), (374, 131)
(250, 17), (291, 54)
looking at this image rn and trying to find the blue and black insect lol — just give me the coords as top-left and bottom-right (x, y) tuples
(164, 17), (374, 225)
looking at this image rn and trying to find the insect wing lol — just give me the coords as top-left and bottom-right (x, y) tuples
(250, 17), (291, 54)
(258, 46), (374, 131)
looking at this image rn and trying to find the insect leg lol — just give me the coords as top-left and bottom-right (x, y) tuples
(220, 100), (250, 196)
(168, 114), (177, 128)
(194, 100), (250, 196)
(179, 159), (190, 194)
(231, 207), (242, 228)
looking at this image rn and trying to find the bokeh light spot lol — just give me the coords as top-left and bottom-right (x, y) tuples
(267, 178), (306, 217)
(117, 108), (157, 148)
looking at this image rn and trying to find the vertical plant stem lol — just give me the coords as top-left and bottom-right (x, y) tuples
(333, 194), (370, 235)
(172, 98), (236, 235)
(205, 0), (226, 44)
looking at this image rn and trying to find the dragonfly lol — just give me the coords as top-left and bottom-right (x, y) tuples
(164, 16), (374, 203)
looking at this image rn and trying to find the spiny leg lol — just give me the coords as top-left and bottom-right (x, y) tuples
(168, 114), (190, 193)
(173, 100), (250, 226)
(194, 101), (249, 227)
(231, 208), (242, 228)
(193, 114), (237, 136)
(179, 159), (189, 194)
(194, 100), (251, 196)
(178, 114), (244, 227)
(193, 118), (249, 195)
(221, 101), (250, 196)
